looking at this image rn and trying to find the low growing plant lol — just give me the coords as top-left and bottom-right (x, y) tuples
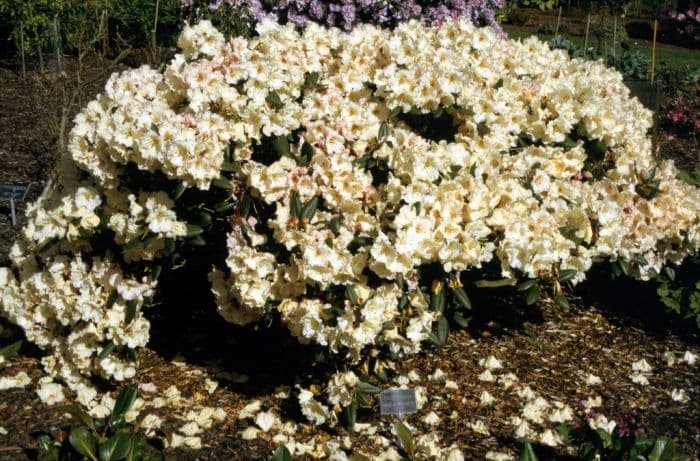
(36, 385), (162, 461)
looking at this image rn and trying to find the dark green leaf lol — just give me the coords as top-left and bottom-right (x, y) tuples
(525, 285), (541, 305)
(344, 402), (357, 432)
(109, 385), (137, 427)
(221, 160), (240, 172)
(664, 266), (676, 281)
(164, 239), (175, 255)
(271, 445), (293, 461)
(290, 192), (302, 218)
(37, 434), (55, 452)
(436, 315), (449, 345)
(357, 382), (381, 395)
(98, 341), (115, 360)
(553, 296), (570, 309)
(125, 432), (145, 461)
(301, 142), (314, 162)
(122, 238), (142, 252)
(188, 236), (206, 246)
(172, 183), (186, 201)
(303, 72), (320, 89)
(124, 301), (137, 326)
(266, 91), (283, 109)
(430, 290), (446, 314)
(453, 311), (471, 328)
(0, 339), (22, 357)
(142, 235), (158, 250)
(69, 427), (98, 461)
(211, 177), (232, 190)
(450, 286), (472, 310)
(99, 432), (131, 461)
(59, 404), (96, 431)
(518, 442), (539, 461)
(455, 106), (475, 116)
(649, 437), (675, 461)
(558, 269), (577, 283)
(186, 224), (204, 237)
(329, 217), (341, 236)
(272, 136), (291, 156)
(347, 236), (373, 253)
(198, 212), (212, 228)
(345, 285), (358, 305)
(105, 290), (119, 309)
(394, 420), (415, 459)
(517, 279), (538, 292)
(378, 122), (389, 142)
(477, 121), (490, 136)
(300, 196), (319, 220)
(618, 259), (630, 277)
(213, 200), (234, 213)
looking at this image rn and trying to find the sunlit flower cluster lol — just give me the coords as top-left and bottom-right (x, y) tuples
(0, 251), (154, 387)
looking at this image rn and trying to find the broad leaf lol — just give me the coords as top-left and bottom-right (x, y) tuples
(69, 427), (98, 461)
(271, 445), (293, 461)
(518, 442), (539, 461)
(109, 385), (137, 427)
(0, 339), (22, 357)
(356, 382), (381, 395)
(450, 286), (472, 310)
(394, 420), (415, 460)
(98, 341), (116, 361)
(98, 432), (132, 461)
(58, 404), (96, 431)
(558, 269), (577, 283)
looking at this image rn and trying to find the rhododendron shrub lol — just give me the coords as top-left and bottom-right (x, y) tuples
(1, 19), (699, 425)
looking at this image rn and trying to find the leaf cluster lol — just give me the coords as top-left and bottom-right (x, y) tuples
(37, 385), (162, 461)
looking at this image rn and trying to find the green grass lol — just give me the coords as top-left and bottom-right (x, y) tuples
(503, 27), (700, 70)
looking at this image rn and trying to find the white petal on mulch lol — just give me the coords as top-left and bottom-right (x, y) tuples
(485, 451), (515, 461)
(238, 400), (262, 419)
(240, 426), (260, 440)
(630, 372), (650, 385)
(36, 381), (65, 405)
(0, 371), (31, 390)
(683, 351), (697, 366)
(585, 374), (602, 385)
(255, 410), (278, 432)
(429, 368), (446, 381)
(631, 359), (653, 373)
(479, 356), (503, 370)
(422, 411), (441, 425)
(671, 389), (689, 403)
(480, 391), (496, 406)
(662, 351), (676, 367)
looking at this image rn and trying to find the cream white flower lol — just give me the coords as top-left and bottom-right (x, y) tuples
(255, 411), (278, 432)
(37, 382), (65, 405)
(671, 388), (689, 403)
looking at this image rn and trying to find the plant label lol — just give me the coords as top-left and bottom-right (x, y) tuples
(379, 389), (417, 416)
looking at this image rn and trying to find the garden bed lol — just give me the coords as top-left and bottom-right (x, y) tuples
(0, 49), (699, 459)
